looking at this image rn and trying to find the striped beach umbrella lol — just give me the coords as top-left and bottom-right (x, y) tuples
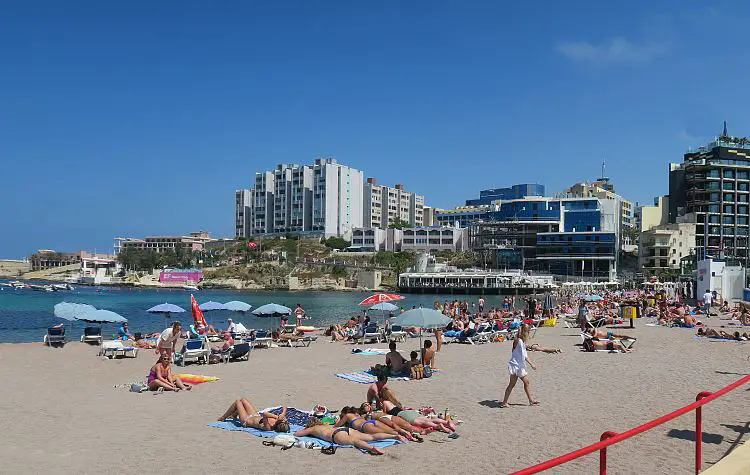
(358, 293), (405, 306)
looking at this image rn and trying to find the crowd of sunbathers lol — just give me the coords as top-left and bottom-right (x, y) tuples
(216, 377), (456, 455)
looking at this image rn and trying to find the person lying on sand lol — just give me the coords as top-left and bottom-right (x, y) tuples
(582, 339), (631, 352)
(697, 328), (749, 340)
(147, 353), (192, 391)
(294, 418), (389, 455)
(585, 328), (636, 341)
(335, 407), (409, 441)
(527, 343), (562, 354)
(358, 402), (426, 439)
(379, 387), (456, 433)
(217, 399), (290, 432)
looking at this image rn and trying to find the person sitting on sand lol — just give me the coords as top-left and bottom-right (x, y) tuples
(422, 339), (436, 367)
(367, 374), (390, 408)
(408, 351), (423, 380)
(294, 417), (392, 455)
(385, 342), (408, 375)
(378, 387), (456, 433)
(117, 322), (134, 341)
(335, 406), (410, 441)
(217, 399), (290, 432)
(147, 353), (191, 391)
(327, 325), (346, 341)
(585, 328), (636, 341)
(582, 338), (631, 352)
(719, 301), (730, 313)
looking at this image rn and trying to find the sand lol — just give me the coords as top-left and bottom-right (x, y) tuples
(1, 320), (748, 474)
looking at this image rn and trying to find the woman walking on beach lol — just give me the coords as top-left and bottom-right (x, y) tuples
(500, 324), (539, 407)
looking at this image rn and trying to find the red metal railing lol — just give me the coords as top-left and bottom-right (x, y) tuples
(511, 374), (750, 475)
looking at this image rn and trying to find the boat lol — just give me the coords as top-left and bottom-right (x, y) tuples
(182, 285), (199, 291)
(53, 283), (75, 291)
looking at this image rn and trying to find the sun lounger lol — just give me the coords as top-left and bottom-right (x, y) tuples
(467, 323), (494, 344)
(282, 324), (297, 334)
(175, 338), (210, 365)
(252, 330), (273, 349)
(215, 342), (252, 363)
(44, 326), (66, 347)
(277, 335), (318, 347)
(388, 325), (407, 342)
(99, 340), (139, 358)
(362, 325), (383, 344)
(80, 326), (103, 345)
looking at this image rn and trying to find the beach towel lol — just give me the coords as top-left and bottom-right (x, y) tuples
(692, 336), (747, 343)
(335, 368), (441, 384)
(173, 374), (219, 385)
(208, 420), (403, 450)
(351, 347), (390, 356)
(267, 407), (312, 427)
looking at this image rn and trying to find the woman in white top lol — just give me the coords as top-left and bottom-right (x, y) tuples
(500, 324), (539, 407)
(157, 321), (182, 360)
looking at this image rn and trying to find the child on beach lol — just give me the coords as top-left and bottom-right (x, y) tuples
(500, 324), (539, 407)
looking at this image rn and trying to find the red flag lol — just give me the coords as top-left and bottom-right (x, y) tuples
(191, 294), (207, 327)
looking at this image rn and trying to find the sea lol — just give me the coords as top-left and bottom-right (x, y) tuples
(0, 284), (520, 343)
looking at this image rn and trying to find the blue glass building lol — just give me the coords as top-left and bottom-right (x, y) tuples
(465, 183), (545, 206)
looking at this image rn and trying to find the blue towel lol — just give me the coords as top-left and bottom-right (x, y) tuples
(208, 420), (402, 449)
(267, 407), (311, 427)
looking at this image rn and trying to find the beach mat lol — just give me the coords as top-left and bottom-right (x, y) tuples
(351, 348), (389, 356)
(208, 420), (402, 450)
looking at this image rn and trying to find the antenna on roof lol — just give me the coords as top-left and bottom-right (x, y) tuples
(601, 160), (606, 180)
(723, 121), (728, 137)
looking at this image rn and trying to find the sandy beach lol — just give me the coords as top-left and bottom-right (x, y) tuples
(1, 321), (748, 474)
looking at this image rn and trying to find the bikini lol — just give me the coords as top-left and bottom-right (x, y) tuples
(332, 426), (350, 443)
(348, 418), (377, 430)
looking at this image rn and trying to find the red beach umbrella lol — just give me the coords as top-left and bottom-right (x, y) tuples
(358, 293), (405, 306)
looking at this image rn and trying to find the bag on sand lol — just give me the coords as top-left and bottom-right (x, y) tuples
(263, 435), (298, 450)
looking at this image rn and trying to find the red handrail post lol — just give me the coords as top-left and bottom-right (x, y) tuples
(599, 431), (617, 475)
(695, 391), (712, 474)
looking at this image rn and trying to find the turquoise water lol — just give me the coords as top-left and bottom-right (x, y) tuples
(0, 285), (518, 343)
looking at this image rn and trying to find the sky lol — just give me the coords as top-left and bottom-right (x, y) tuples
(3, 0), (750, 258)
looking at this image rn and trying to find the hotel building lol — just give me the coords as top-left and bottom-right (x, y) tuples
(669, 126), (750, 265)
(114, 231), (215, 255)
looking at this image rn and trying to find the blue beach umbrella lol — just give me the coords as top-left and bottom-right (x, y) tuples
(146, 302), (186, 327)
(252, 303), (292, 316)
(370, 302), (400, 324)
(198, 301), (227, 311)
(224, 301), (252, 313)
(54, 302), (96, 321)
(252, 303), (292, 330)
(392, 308), (451, 354)
(77, 309), (127, 324)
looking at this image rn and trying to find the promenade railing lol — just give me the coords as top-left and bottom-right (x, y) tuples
(511, 374), (750, 475)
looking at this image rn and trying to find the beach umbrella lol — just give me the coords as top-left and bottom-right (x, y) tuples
(76, 309), (127, 324)
(54, 302), (96, 321)
(198, 301), (227, 311)
(146, 302), (186, 327)
(370, 302), (400, 325)
(542, 293), (554, 312)
(582, 294), (603, 302)
(392, 308), (451, 353)
(224, 301), (252, 312)
(252, 303), (292, 329)
(358, 293), (405, 306)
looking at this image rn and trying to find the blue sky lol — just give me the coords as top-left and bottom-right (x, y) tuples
(2, 1), (749, 258)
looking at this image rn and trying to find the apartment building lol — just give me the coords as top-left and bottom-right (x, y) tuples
(638, 223), (696, 273)
(235, 189), (254, 238)
(363, 178), (424, 228)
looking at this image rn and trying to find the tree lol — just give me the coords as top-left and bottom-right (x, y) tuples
(323, 237), (350, 250)
(388, 218), (410, 230)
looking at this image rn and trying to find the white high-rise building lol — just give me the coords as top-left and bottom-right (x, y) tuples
(364, 178), (425, 228)
(247, 158), (363, 237)
(235, 189), (254, 238)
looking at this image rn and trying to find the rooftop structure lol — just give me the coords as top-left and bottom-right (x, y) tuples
(465, 183), (545, 206)
(114, 231), (214, 255)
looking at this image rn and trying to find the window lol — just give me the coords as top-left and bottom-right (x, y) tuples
(724, 193), (734, 201)
(708, 204), (720, 213)
(723, 216), (734, 224)
(740, 205), (749, 214)
(723, 170), (735, 179)
(740, 183), (750, 191)
(723, 182), (735, 190)
(724, 204), (734, 214)
(739, 216), (748, 225)
(739, 171), (749, 180)
(660, 259), (668, 267)
(711, 192), (720, 201)
(708, 170), (720, 178)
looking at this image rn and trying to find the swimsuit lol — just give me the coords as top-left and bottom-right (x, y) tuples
(332, 426), (350, 443)
(348, 418), (377, 430)
(147, 369), (156, 385)
(387, 406), (402, 416)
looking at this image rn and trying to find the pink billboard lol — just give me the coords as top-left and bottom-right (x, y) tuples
(159, 270), (203, 283)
